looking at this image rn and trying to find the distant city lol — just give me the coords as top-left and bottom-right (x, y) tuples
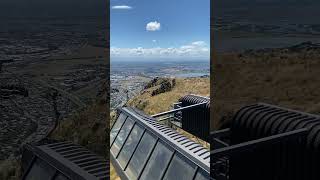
(0, 17), (106, 160)
(110, 60), (209, 109)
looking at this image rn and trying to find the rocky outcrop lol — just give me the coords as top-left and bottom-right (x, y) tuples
(144, 77), (160, 89)
(148, 78), (176, 96)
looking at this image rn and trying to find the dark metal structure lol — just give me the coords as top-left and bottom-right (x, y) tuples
(21, 140), (109, 180)
(179, 94), (210, 141)
(110, 107), (210, 180)
(152, 94), (210, 142)
(211, 103), (320, 180)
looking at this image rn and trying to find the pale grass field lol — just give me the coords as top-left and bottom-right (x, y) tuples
(213, 52), (320, 130)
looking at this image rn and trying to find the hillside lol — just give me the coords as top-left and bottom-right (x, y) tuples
(213, 42), (320, 130)
(0, 82), (108, 180)
(127, 77), (210, 115)
(51, 81), (108, 157)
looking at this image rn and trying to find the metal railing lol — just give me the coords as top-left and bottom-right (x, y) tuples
(151, 102), (208, 130)
(210, 103), (320, 180)
(211, 128), (308, 180)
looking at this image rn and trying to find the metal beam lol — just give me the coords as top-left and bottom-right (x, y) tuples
(211, 128), (308, 159)
(210, 128), (230, 139)
(157, 116), (174, 122)
(212, 138), (229, 149)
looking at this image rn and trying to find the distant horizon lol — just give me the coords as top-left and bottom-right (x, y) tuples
(110, 57), (210, 63)
(111, 0), (210, 60)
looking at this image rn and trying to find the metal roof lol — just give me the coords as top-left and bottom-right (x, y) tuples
(111, 107), (210, 180)
(22, 141), (109, 180)
(211, 103), (320, 180)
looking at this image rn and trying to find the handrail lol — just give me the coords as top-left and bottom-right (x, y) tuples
(210, 128), (230, 139)
(151, 102), (208, 118)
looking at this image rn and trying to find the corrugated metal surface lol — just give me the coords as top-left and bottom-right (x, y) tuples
(179, 94), (210, 142)
(127, 107), (210, 167)
(45, 142), (108, 179)
(22, 141), (109, 180)
(228, 103), (320, 180)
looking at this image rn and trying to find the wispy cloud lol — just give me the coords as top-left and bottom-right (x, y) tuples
(111, 5), (132, 10)
(146, 21), (161, 31)
(111, 41), (209, 59)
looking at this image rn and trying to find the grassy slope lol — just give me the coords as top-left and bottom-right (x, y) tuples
(0, 160), (20, 180)
(213, 52), (320, 129)
(127, 77), (210, 115)
(51, 101), (108, 157)
(51, 80), (108, 157)
(1, 100), (108, 180)
(0, 96), (109, 180)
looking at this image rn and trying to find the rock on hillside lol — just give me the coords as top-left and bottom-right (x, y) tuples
(143, 77), (176, 96)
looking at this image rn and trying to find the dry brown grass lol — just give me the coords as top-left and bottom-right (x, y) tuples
(0, 159), (20, 180)
(51, 101), (108, 157)
(127, 77), (210, 115)
(110, 164), (121, 180)
(213, 51), (320, 130)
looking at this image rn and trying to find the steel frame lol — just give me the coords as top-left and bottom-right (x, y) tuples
(210, 127), (308, 180)
(211, 128), (308, 159)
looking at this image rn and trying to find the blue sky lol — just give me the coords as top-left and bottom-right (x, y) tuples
(110, 0), (210, 60)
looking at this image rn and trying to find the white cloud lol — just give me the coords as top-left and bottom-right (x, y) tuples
(111, 5), (132, 10)
(146, 21), (161, 31)
(192, 41), (206, 46)
(152, 40), (157, 43)
(111, 41), (209, 59)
